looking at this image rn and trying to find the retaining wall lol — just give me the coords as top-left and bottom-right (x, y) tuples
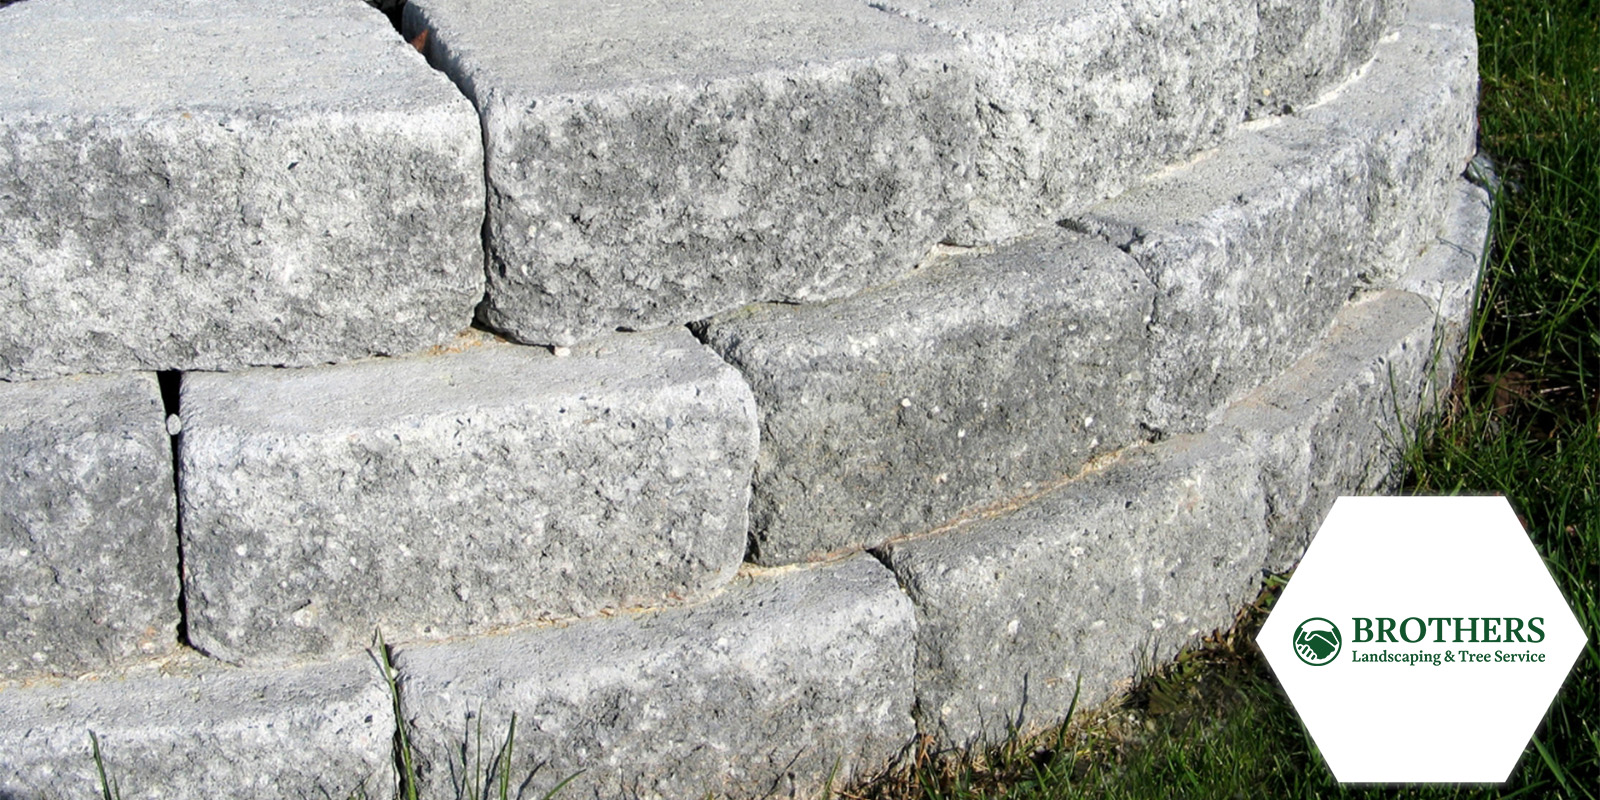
(0, 0), (1487, 797)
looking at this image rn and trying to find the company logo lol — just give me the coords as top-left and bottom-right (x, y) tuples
(1294, 617), (1342, 666)
(1257, 497), (1585, 782)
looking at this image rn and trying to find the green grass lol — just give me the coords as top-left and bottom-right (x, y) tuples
(846, 1), (1598, 798)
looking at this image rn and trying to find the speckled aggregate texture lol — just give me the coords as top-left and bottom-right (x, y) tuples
(0, 373), (177, 681)
(178, 328), (758, 666)
(0, 0), (485, 379)
(876, 177), (1489, 747)
(1297, 0), (1479, 281)
(1248, 0), (1402, 118)
(404, 0), (979, 346)
(0, 654), (391, 800)
(1071, 0), (1478, 434)
(701, 235), (1156, 565)
(0, 0), (1489, 792)
(1224, 179), (1490, 568)
(396, 555), (916, 800)
(871, 0), (1259, 243)
(877, 435), (1270, 745)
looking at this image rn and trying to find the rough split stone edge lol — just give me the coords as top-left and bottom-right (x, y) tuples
(873, 176), (1490, 745)
(698, 0), (1478, 565)
(0, 0), (488, 380)
(177, 326), (759, 667)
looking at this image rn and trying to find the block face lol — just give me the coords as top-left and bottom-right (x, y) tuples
(0, 0), (485, 379)
(0, 373), (178, 680)
(406, 0), (979, 346)
(0, 654), (392, 800)
(701, 236), (1155, 564)
(179, 328), (757, 666)
(1072, 0), (1477, 435)
(1397, 179), (1491, 327)
(1220, 178), (1490, 570)
(1221, 291), (1442, 571)
(396, 555), (916, 800)
(1076, 126), (1379, 435)
(876, 0), (1259, 243)
(1249, 0), (1401, 118)
(1297, 0), (1479, 282)
(877, 436), (1270, 745)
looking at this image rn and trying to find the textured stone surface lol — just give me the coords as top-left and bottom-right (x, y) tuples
(1227, 181), (1490, 568)
(405, 0), (977, 346)
(178, 328), (757, 666)
(1248, 0), (1401, 119)
(1071, 0), (1477, 436)
(0, 653), (391, 800)
(1221, 290), (1440, 571)
(1298, 0), (1480, 281)
(876, 435), (1270, 746)
(874, 172), (1490, 746)
(700, 235), (1155, 564)
(0, 0), (484, 379)
(396, 555), (915, 800)
(0, 373), (177, 681)
(1073, 122), (1377, 435)
(1397, 180), (1492, 326)
(874, 0), (1259, 243)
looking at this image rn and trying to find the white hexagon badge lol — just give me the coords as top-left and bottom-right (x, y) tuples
(1259, 496), (1586, 783)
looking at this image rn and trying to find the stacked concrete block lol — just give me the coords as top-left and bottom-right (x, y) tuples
(1297, 0), (1480, 282)
(873, 181), (1486, 745)
(1398, 181), (1493, 326)
(404, 0), (979, 346)
(1248, 0), (1402, 118)
(0, 653), (391, 800)
(178, 328), (758, 666)
(1222, 290), (1441, 571)
(1073, 123), (1379, 435)
(1226, 180), (1491, 568)
(705, 0), (1479, 567)
(1, 373), (177, 680)
(0, 0), (1489, 792)
(0, 0), (485, 379)
(874, 0), (1260, 243)
(396, 555), (915, 800)
(877, 435), (1270, 745)
(700, 235), (1156, 564)
(1072, 0), (1477, 435)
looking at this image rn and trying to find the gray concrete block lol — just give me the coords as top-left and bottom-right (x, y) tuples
(1248, 0), (1402, 119)
(1397, 179), (1491, 329)
(178, 328), (757, 667)
(395, 555), (915, 800)
(1224, 179), (1490, 568)
(1071, 0), (1475, 437)
(876, 435), (1270, 745)
(700, 235), (1156, 565)
(1074, 121), (1381, 436)
(405, 0), (978, 346)
(1, 373), (177, 681)
(0, 653), (392, 800)
(875, 0), (1259, 243)
(1219, 290), (1441, 570)
(0, 0), (485, 379)
(1297, 0), (1479, 283)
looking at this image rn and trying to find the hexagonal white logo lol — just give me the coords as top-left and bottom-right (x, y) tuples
(1259, 496), (1586, 783)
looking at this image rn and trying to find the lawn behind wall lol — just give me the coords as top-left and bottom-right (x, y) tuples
(848, 1), (1598, 798)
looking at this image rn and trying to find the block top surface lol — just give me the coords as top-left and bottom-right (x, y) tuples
(1, 0), (460, 115)
(180, 328), (737, 435)
(871, 0), (1130, 35)
(408, 0), (963, 96)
